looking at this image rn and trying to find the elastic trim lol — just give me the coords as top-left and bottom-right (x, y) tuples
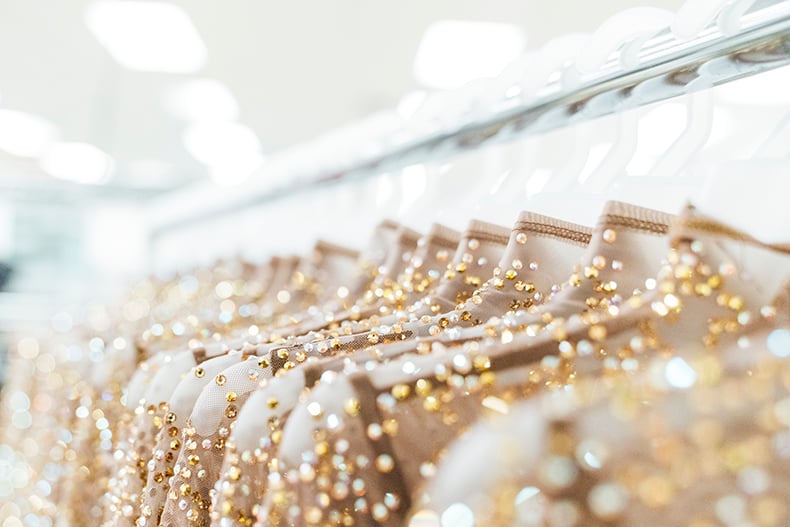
(380, 219), (401, 231)
(427, 223), (462, 248)
(600, 201), (673, 234)
(465, 219), (511, 245)
(516, 212), (593, 245)
(674, 205), (790, 254)
(314, 239), (360, 259)
(396, 226), (423, 246)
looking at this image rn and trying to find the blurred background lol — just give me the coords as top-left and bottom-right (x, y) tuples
(1, 0), (790, 383)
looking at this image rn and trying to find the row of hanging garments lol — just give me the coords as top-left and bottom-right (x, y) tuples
(4, 195), (790, 527)
(3, 2), (790, 526)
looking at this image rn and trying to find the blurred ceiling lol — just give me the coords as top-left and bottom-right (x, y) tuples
(0, 0), (685, 202)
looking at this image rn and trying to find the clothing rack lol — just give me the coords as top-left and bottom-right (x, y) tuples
(150, 0), (790, 239)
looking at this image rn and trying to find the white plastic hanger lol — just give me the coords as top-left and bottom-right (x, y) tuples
(673, 0), (757, 39)
(609, 82), (714, 213)
(521, 8), (676, 224)
(650, 88), (714, 180)
(698, 108), (790, 242)
(717, 0), (757, 35)
(576, 7), (675, 75)
(581, 108), (640, 192)
(482, 33), (595, 202)
(754, 110), (790, 159)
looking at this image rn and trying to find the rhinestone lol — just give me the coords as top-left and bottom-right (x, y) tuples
(376, 454), (394, 473)
(307, 402), (323, 417)
(391, 384), (410, 400)
(344, 398), (360, 416)
(384, 493), (401, 510)
(376, 393), (396, 411)
(588, 483), (628, 519)
(592, 255), (606, 269)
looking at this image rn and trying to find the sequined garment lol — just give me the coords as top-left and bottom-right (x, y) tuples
(3, 203), (790, 527)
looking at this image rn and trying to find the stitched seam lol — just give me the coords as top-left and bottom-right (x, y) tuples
(315, 241), (360, 259)
(514, 221), (592, 245)
(678, 218), (790, 254)
(604, 201), (674, 226)
(602, 214), (669, 235)
(428, 225), (462, 244)
(430, 237), (463, 249)
(398, 231), (422, 245)
(464, 231), (511, 245)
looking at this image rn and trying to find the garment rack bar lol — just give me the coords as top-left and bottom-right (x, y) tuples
(151, 3), (790, 239)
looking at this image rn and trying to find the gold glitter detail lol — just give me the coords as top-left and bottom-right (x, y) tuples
(391, 384), (410, 400)
(344, 398), (360, 416)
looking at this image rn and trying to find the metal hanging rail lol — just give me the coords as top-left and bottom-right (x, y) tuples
(151, 0), (790, 238)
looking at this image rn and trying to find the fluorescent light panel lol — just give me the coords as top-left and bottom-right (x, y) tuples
(163, 78), (239, 122)
(208, 153), (265, 187)
(182, 121), (261, 166)
(40, 142), (114, 185)
(85, 0), (207, 73)
(0, 109), (58, 157)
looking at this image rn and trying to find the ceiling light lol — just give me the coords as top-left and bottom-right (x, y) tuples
(163, 78), (239, 122)
(0, 110), (58, 158)
(413, 20), (527, 90)
(717, 64), (790, 105)
(85, 0), (207, 73)
(182, 122), (261, 166)
(125, 159), (175, 187)
(40, 142), (114, 185)
(208, 153), (265, 186)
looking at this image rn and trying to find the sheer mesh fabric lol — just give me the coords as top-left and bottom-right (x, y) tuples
(416, 323), (790, 526)
(207, 215), (597, 526)
(159, 357), (274, 527)
(258, 208), (790, 526)
(137, 352), (243, 527)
